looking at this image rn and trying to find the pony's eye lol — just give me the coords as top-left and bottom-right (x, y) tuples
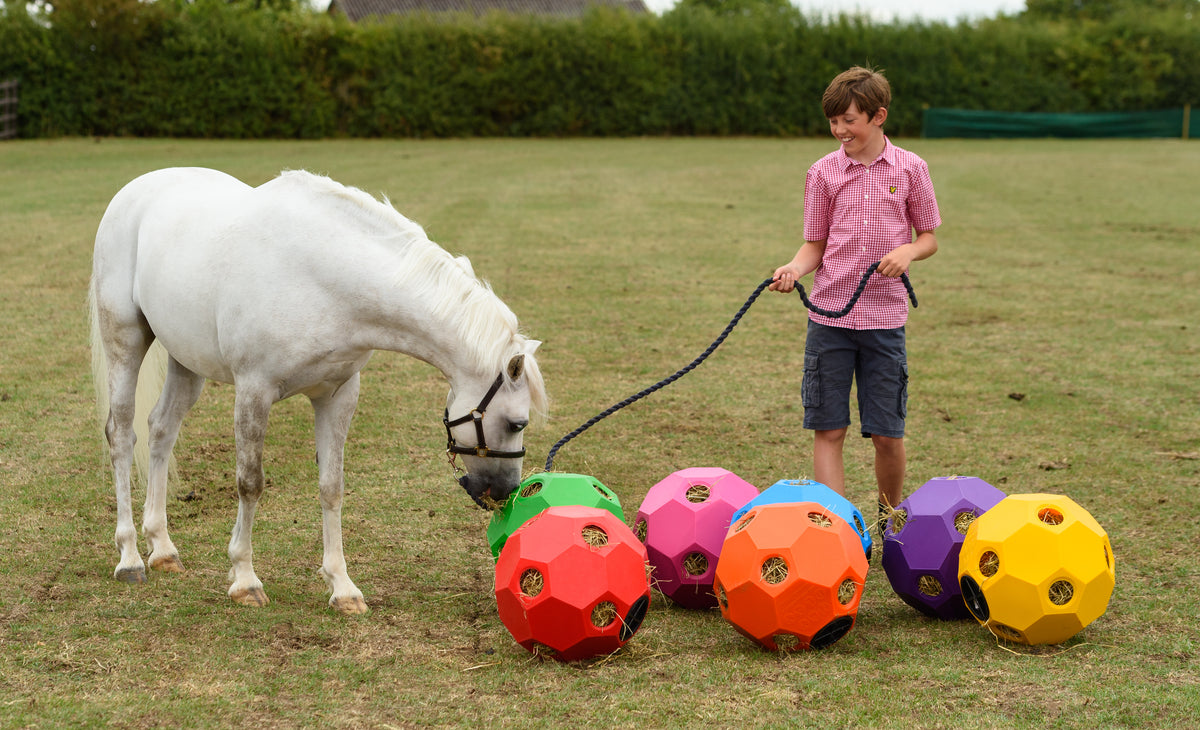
(508, 420), (528, 434)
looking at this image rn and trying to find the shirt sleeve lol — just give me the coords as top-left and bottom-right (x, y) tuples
(906, 158), (942, 232)
(803, 165), (831, 243)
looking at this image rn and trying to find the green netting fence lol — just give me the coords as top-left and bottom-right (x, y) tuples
(923, 107), (1196, 139)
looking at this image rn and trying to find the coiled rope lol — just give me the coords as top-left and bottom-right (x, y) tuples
(543, 263), (917, 471)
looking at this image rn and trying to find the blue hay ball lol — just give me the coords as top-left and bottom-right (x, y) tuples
(731, 479), (873, 559)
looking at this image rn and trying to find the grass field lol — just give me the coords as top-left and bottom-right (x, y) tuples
(1, 137), (1198, 728)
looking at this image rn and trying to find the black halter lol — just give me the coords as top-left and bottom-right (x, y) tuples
(443, 373), (526, 461)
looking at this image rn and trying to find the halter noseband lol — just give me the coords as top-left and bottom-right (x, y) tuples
(443, 373), (526, 461)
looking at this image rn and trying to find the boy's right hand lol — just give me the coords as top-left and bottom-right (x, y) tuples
(769, 265), (800, 292)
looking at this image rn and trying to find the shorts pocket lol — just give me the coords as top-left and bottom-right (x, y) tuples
(897, 361), (909, 419)
(802, 352), (821, 408)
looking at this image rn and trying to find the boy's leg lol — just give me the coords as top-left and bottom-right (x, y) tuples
(872, 434), (905, 509)
(802, 322), (855, 492)
(856, 326), (908, 510)
(813, 427), (849, 495)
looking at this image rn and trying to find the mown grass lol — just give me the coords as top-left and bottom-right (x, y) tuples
(0, 137), (1197, 728)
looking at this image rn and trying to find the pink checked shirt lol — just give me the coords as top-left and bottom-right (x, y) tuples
(803, 137), (941, 329)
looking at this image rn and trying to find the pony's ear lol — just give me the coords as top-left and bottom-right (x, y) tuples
(506, 353), (525, 381)
(524, 339), (542, 355)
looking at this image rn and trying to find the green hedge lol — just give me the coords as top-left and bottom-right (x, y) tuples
(1, 1), (1197, 138)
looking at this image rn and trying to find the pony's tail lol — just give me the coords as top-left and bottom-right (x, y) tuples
(89, 278), (174, 488)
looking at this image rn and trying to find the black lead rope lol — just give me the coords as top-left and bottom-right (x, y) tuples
(543, 263), (917, 472)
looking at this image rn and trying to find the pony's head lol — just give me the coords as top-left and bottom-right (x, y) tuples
(444, 338), (546, 509)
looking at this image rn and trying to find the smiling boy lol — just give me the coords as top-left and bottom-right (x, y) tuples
(769, 66), (941, 521)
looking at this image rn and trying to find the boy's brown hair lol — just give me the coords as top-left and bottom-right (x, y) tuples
(822, 66), (891, 121)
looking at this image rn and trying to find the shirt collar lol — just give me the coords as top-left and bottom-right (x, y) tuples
(838, 135), (895, 170)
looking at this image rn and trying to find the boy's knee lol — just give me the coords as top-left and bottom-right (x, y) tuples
(871, 434), (904, 454)
(815, 428), (848, 445)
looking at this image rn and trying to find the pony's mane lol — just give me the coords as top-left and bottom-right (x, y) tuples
(276, 170), (548, 422)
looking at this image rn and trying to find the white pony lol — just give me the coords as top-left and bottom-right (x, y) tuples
(89, 168), (547, 614)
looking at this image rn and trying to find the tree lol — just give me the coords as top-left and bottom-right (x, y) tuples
(1024, 0), (1199, 20)
(671, 0), (796, 17)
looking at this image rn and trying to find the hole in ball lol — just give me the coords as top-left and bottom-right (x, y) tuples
(954, 510), (978, 535)
(761, 556), (788, 585)
(807, 512), (833, 528)
(1038, 506), (1064, 525)
(519, 480), (543, 498)
(891, 508), (909, 534)
(682, 552), (709, 577)
(1049, 579), (1074, 606)
(581, 525), (608, 547)
(520, 568), (544, 597)
(634, 519), (647, 543)
(685, 484), (710, 503)
(917, 575), (943, 597)
(837, 578), (858, 605)
(734, 513), (756, 533)
(979, 551), (1000, 577)
(591, 601), (617, 628)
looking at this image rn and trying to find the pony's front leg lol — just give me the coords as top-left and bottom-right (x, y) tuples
(312, 375), (368, 615)
(227, 385), (273, 608)
(142, 358), (205, 574)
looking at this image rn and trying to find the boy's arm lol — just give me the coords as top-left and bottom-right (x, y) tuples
(770, 240), (827, 292)
(876, 230), (938, 278)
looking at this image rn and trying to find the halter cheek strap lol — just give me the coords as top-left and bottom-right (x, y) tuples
(443, 373), (526, 460)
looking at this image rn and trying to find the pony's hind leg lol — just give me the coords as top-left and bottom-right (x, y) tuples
(143, 357), (205, 574)
(226, 383), (273, 608)
(101, 328), (152, 584)
(312, 374), (368, 615)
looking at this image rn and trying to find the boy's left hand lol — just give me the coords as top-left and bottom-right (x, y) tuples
(876, 246), (916, 278)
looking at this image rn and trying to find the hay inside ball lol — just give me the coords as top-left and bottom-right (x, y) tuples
(487, 473), (623, 559)
(957, 493), (1115, 645)
(714, 502), (868, 651)
(731, 478), (873, 560)
(494, 505), (651, 662)
(880, 475), (1006, 620)
(634, 467), (758, 610)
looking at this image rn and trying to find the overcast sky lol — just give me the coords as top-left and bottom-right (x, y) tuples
(646, 0), (1028, 22)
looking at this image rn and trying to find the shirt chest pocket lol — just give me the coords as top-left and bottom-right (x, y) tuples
(878, 177), (909, 218)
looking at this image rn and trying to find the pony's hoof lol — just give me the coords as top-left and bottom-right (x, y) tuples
(149, 554), (185, 574)
(115, 566), (147, 584)
(330, 596), (369, 615)
(230, 586), (270, 607)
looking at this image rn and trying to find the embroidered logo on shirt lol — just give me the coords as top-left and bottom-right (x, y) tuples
(889, 185), (897, 194)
